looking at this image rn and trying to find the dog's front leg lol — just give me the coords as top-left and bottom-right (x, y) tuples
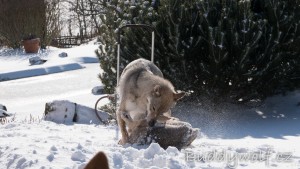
(117, 109), (129, 145)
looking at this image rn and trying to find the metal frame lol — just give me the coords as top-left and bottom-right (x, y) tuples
(95, 24), (155, 125)
(116, 24), (155, 85)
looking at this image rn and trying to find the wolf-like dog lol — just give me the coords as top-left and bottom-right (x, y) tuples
(117, 58), (185, 145)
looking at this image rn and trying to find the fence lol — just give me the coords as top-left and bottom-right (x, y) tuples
(51, 35), (94, 48)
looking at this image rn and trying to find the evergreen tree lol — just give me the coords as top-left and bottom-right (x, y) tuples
(97, 0), (157, 94)
(97, 0), (300, 103)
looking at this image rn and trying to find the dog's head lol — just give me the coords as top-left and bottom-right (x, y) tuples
(146, 85), (185, 126)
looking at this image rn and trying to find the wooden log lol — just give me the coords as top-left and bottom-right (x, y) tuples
(44, 100), (109, 124)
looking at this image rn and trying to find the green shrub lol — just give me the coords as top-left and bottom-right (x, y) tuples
(97, 0), (300, 103)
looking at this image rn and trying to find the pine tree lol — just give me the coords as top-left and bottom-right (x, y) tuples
(96, 0), (300, 103)
(96, 0), (157, 94)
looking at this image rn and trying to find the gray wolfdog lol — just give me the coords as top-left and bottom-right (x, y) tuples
(117, 58), (185, 145)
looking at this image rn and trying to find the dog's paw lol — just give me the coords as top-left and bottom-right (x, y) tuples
(118, 138), (128, 145)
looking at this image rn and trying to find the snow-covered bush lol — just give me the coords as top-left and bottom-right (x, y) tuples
(97, 0), (300, 103)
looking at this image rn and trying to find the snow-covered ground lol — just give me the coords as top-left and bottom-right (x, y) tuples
(0, 43), (300, 169)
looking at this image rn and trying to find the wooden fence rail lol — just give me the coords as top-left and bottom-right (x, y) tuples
(51, 35), (94, 48)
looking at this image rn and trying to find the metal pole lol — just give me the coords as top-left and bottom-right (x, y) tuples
(117, 44), (120, 85)
(151, 31), (155, 62)
(116, 43), (120, 140)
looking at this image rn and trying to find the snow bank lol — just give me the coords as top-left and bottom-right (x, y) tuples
(2, 120), (298, 169)
(0, 42), (99, 81)
(0, 63), (84, 81)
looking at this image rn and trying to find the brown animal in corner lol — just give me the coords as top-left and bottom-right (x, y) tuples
(84, 152), (109, 169)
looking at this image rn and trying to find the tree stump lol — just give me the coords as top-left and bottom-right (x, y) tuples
(127, 117), (199, 149)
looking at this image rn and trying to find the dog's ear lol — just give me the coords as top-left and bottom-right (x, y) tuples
(152, 85), (161, 97)
(173, 91), (185, 101)
(84, 151), (109, 169)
